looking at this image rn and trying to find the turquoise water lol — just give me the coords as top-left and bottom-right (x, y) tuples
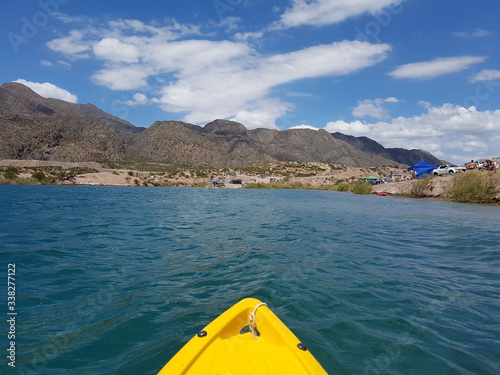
(1, 185), (499, 375)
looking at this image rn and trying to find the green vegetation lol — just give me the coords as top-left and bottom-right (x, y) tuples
(398, 171), (500, 204)
(3, 167), (19, 180)
(445, 171), (499, 204)
(32, 171), (47, 182)
(245, 180), (372, 194)
(245, 182), (307, 190)
(350, 181), (373, 195)
(191, 182), (210, 188)
(237, 162), (343, 178)
(407, 176), (433, 198)
(0, 177), (39, 185)
(67, 167), (98, 175)
(0, 165), (100, 185)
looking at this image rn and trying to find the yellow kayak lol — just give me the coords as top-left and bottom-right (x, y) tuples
(157, 298), (328, 374)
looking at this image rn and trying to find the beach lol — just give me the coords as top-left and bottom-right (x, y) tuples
(1, 159), (500, 203)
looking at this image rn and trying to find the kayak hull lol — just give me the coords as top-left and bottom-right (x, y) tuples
(157, 298), (328, 374)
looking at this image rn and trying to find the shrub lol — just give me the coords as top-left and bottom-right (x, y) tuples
(445, 171), (496, 204)
(192, 182), (210, 188)
(408, 176), (432, 198)
(3, 167), (19, 180)
(351, 181), (372, 195)
(32, 171), (46, 182)
(335, 182), (351, 191)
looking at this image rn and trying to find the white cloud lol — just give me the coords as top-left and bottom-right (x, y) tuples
(41, 60), (53, 67)
(455, 28), (493, 38)
(275, 0), (405, 28)
(14, 79), (78, 103)
(352, 97), (399, 119)
(325, 119), (370, 135)
(472, 28), (492, 37)
(160, 40), (389, 127)
(325, 103), (500, 163)
(234, 31), (264, 41)
(289, 124), (320, 130)
(122, 93), (151, 106)
(92, 65), (152, 90)
(385, 97), (399, 103)
(287, 91), (314, 97)
(212, 16), (242, 31)
(389, 56), (487, 79)
(58, 60), (72, 68)
(93, 38), (141, 63)
(46, 30), (91, 57)
(469, 69), (500, 82)
(47, 18), (391, 128)
(230, 99), (292, 130)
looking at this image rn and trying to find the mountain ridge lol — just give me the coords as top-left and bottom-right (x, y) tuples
(0, 82), (444, 168)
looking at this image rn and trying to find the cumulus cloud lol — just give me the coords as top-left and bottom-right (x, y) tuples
(122, 93), (151, 106)
(93, 38), (141, 63)
(46, 30), (91, 58)
(389, 56), (487, 79)
(14, 79), (78, 103)
(92, 65), (152, 90)
(352, 97), (399, 119)
(155, 40), (389, 127)
(275, 0), (405, 28)
(325, 103), (500, 163)
(47, 18), (391, 128)
(231, 99), (293, 130)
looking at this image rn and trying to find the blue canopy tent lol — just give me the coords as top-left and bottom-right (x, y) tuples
(408, 159), (438, 178)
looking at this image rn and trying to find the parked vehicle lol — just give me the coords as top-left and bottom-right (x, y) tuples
(432, 164), (466, 176)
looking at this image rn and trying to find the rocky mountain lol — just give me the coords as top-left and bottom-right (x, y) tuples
(331, 132), (445, 165)
(0, 82), (441, 168)
(0, 82), (141, 162)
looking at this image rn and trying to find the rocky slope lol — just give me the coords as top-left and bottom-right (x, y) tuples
(331, 132), (444, 165)
(0, 82), (442, 168)
(0, 82), (141, 162)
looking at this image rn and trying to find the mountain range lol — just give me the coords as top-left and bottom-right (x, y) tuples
(0, 82), (443, 168)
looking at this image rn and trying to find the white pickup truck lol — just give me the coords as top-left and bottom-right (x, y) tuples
(432, 164), (466, 176)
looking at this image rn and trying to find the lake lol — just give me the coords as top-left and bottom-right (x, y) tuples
(1, 185), (499, 374)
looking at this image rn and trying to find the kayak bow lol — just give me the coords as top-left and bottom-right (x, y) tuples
(157, 298), (328, 374)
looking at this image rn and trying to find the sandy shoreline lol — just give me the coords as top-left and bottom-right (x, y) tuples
(1, 159), (499, 202)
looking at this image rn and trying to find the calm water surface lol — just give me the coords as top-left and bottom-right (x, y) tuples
(0, 186), (499, 374)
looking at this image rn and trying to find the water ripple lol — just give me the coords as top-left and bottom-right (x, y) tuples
(0, 186), (499, 374)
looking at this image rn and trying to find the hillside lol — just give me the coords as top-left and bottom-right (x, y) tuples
(331, 132), (444, 165)
(0, 82), (442, 168)
(0, 82), (141, 162)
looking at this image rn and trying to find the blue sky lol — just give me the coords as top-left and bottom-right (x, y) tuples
(2, 0), (500, 164)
